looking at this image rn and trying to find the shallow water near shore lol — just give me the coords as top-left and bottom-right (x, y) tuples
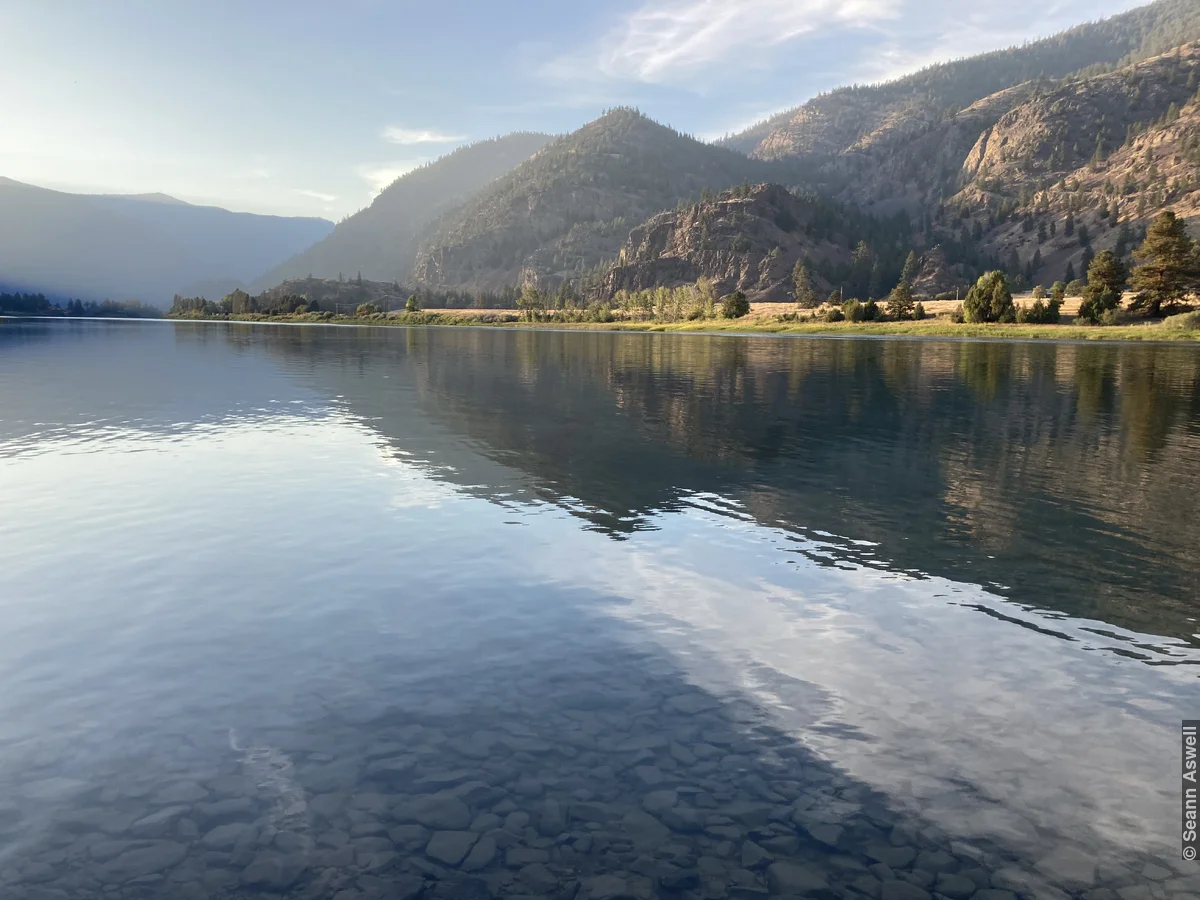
(0, 319), (1197, 900)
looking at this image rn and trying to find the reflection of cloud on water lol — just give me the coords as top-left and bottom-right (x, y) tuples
(545, 504), (1187, 862)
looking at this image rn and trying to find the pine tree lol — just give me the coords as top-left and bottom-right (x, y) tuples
(899, 250), (920, 286)
(886, 282), (915, 320)
(792, 262), (817, 308)
(1130, 210), (1199, 317)
(1079, 250), (1127, 324)
(1065, 261), (1076, 284)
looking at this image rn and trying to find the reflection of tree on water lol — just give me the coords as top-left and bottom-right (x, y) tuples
(247, 327), (1200, 653)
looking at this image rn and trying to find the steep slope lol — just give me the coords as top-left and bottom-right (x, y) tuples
(0, 177), (332, 304)
(601, 183), (847, 302)
(953, 44), (1200, 284)
(412, 109), (792, 291)
(957, 43), (1200, 202)
(819, 82), (1042, 216)
(725, 0), (1200, 164)
(252, 133), (553, 290)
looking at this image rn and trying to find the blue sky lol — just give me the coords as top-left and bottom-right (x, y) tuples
(1, 0), (1147, 220)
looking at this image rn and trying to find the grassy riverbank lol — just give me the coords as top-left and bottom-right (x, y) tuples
(168, 309), (1200, 342)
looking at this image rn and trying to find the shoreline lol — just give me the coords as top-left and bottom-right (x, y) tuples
(8, 313), (1200, 343)
(160, 311), (1200, 343)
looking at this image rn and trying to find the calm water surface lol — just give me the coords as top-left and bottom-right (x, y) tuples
(0, 319), (1197, 900)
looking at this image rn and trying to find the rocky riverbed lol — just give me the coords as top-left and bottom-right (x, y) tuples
(0, 645), (1188, 900)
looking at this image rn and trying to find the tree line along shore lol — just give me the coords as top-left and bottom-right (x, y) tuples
(160, 210), (1199, 341)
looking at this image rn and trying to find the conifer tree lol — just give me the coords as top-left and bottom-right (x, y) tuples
(792, 262), (817, 308)
(1130, 210), (1199, 317)
(1078, 250), (1127, 324)
(886, 282), (915, 320)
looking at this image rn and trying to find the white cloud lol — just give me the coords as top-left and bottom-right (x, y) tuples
(292, 188), (337, 202)
(355, 159), (429, 195)
(545, 0), (900, 85)
(544, 0), (1143, 96)
(381, 126), (466, 145)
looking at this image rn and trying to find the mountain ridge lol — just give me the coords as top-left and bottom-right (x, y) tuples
(250, 133), (555, 291)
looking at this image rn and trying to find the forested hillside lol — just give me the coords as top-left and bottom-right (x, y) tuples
(411, 109), (794, 291)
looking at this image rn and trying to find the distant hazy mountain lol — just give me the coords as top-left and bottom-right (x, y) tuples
(252, 133), (554, 291)
(412, 109), (792, 291)
(0, 178), (332, 304)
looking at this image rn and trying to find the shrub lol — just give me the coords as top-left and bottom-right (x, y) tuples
(355, 302), (380, 316)
(1017, 297), (1061, 324)
(585, 302), (614, 323)
(1032, 285), (1046, 299)
(1162, 311), (1200, 331)
(842, 298), (865, 322)
(721, 291), (750, 319)
(1065, 279), (1087, 297)
(823, 306), (845, 322)
(950, 304), (965, 324)
(912, 302), (926, 320)
(862, 299), (881, 321)
(1078, 288), (1120, 324)
(405, 295), (421, 312)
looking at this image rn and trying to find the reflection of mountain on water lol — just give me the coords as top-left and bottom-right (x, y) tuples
(245, 326), (1200, 658)
(6, 320), (1195, 658)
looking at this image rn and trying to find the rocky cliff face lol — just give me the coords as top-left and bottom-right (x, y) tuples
(729, 0), (1200, 167)
(601, 184), (846, 302)
(957, 43), (1200, 205)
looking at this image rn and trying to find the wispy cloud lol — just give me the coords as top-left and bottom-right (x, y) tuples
(293, 188), (337, 202)
(381, 126), (466, 145)
(356, 159), (429, 195)
(544, 0), (1134, 97)
(544, 0), (899, 85)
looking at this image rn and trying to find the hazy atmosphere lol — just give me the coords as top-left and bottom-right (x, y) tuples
(2, 0), (1147, 218)
(2, 2), (1199, 899)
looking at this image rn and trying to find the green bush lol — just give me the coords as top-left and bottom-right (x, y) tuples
(1162, 311), (1200, 331)
(949, 304), (965, 324)
(963, 271), (1016, 323)
(1078, 288), (1120, 324)
(405, 295), (421, 312)
(721, 291), (750, 319)
(842, 298), (865, 322)
(355, 302), (380, 316)
(912, 302), (926, 320)
(823, 306), (845, 322)
(1017, 297), (1061, 324)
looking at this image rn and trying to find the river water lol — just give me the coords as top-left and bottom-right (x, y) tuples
(0, 319), (1196, 899)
